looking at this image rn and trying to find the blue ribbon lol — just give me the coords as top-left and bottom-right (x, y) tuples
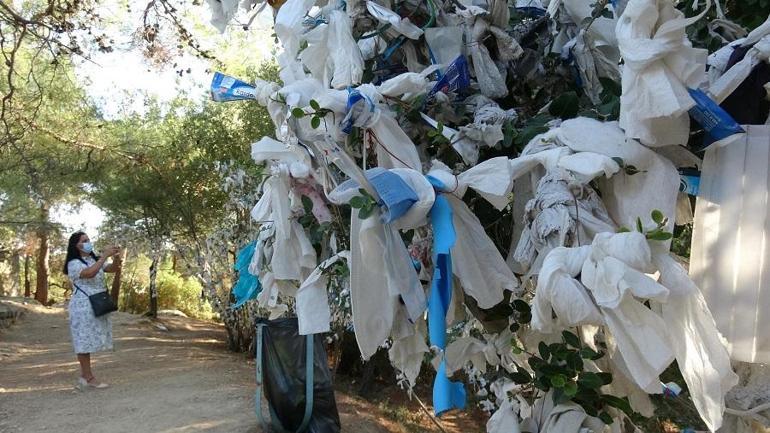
(426, 176), (466, 416)
(231, 241), (262, 308)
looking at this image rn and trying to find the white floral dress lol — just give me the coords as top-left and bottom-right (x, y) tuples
(67, 257), (113, 354)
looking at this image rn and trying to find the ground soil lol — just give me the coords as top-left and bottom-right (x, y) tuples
(0, 300), (485, 433)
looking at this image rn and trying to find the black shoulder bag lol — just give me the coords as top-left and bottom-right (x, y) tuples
(74, 284), (117, 317)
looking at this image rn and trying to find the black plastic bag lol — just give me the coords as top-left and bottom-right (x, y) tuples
(256, 317), (341, 433)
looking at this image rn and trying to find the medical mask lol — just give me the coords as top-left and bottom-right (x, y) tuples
(80, 242), (93, 254)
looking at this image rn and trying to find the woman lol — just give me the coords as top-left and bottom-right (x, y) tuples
(63, 231), (121, 390)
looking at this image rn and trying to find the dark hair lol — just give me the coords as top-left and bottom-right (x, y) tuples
(62, 231), (98, 275)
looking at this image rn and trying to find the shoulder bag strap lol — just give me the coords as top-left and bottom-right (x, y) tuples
(73, 283), (87, 296)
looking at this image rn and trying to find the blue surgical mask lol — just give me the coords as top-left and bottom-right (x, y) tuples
(81, 242), (93, 254)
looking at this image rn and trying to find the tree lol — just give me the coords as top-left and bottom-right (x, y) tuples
(0, 0), (218, 149)
(0, 45), (111, 303)
(90, 62), (275, 316)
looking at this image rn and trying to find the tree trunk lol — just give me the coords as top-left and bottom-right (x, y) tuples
(9, 249), (21, 296)
(34, 204), (50, 305)
(111, 249), (127, 306)
(171, 253), (177, 273)
(23, 253), (30, 298)
(148, 253), (159, 318)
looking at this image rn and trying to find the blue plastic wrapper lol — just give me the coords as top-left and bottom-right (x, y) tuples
(688, 88), (745, 150)
(428, 55), (471, 99)
(210, 72), (258, 102)
(679, 168), (700, 196)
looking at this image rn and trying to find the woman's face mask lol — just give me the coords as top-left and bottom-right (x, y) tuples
(79, 240), (93, 254)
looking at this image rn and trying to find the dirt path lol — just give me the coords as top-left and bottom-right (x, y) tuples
(0, 300), (457, 433)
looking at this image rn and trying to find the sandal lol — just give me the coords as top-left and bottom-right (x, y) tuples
(75, 376), (109, 390)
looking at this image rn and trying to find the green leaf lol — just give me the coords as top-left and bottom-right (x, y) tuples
(598, 411), (614, 425)
(549, 91), (580, 119)
(553, 387), (571, 404)
(358, 188), (374, 200)
(518, 311), (532, 324)
(309, 99), (320, 111)
(578, 372), (604, 389)
(550, 343), (570, 361)
(597, 99), (620, 120)
(611, 157), (624, 167)
(601, 395), (632, 415)
(511, 369), (532, 384)
(534, 375), (551, 391)
(597, 372), (613, 385)
(566, 351), (584, 371)
(528, 356), (546, 370)
(349, 196), (367, 208)
(539, 342), (551, 360)
(580, 347), (604, 360)
(550, 375), (567, 388)
(564, 381), (578, 397)
(581, 398), (600, 417)
(651, 209), (664, 225)
(515, 124), (550, 148)
(291, 107), (305, 118)
(311, 116), (321, 129)
(512, 299), (531, 313)
(562, 330), (581, 348)
(599, 77), (621, 97)
(617, 226), (630, 233)
(502, 121), (517, 148)
(358, 206), (374, 220)
(600, 8), (614, 18)
(301, 195), (314, 215)
(636, 217), (644, 233)
(647, 230), (673, 241)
